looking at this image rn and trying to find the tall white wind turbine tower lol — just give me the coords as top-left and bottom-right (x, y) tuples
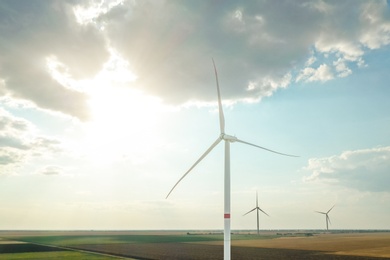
(166, 59), (298, 260)
(315, 205), (335, 230)
(243, 191), (269, 235)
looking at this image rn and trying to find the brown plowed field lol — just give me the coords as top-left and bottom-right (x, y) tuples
(70, 233), (390, 260)
(233, 233), (390, 258)
(70, 242), (387, 260)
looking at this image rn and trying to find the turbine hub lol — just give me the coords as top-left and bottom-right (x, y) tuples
(221, 134), (237, 142)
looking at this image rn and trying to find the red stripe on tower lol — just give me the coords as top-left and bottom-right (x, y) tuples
(224, 213), (230, 219)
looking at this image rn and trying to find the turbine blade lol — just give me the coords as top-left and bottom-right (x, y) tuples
(258, 207), (269, 217)
(327, 204), (335, 214)
(243, 207), (257, 216)
(315, 211), (326, 214)
(166, 137), (222, 199)
(256, 191), (258, 208)
(327, 215), (332, 225)
(235, 138), (299, 157)
(212, 58), (225, 134)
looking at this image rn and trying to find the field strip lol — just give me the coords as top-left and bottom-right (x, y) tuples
(0, 240), (27, 244)
(14, 240), (139, 260)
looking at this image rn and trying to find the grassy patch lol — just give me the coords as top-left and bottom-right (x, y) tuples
(0, 243), (67, 253)
(12, 234), (223, 246)
(0, 251), (117, 259)
(10, 236), (117, 246)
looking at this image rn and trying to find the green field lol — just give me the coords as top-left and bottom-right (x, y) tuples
(0, 251), (118, 260)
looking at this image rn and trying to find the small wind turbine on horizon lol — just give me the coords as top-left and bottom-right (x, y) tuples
(166, 59), (298, 260)
(315, 205), (335, 231)
(243, 191), (269, 235)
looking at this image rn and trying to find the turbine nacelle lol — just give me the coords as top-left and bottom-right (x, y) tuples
(221, 134), (238, 142)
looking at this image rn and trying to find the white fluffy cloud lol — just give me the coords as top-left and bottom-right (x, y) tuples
(296, 64), (334, 82)
(297, 1), (390, 83)
(304, 146), (390, 192)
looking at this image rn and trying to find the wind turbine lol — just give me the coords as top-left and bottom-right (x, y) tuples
(166, 59), (298, 260)
(243, 191), (269, 235)
(315, 205), (335, 230)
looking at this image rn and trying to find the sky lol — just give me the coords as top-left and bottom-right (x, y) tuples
(0, 0), (390, 231)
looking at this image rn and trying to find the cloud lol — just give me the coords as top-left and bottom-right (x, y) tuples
(37, 165), (63, 176)
(0, 149), (22, 165)
(99, 0), (315, 103)
(0, 108), (62, 173)
(93, 0), (390, 103)
(296, 1), (390, 83)
(1, 0), (390, 114)
(296, 64), (334, 82)
(304, 146), (390, 192)
(359, 1), (390, 49)
(0, 0), (109, 120)
(333, 58), (353, 78)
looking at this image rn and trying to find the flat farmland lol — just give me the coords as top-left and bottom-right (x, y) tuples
(1, 231), (390, 259)
(224, 232), (390, 259)
(0, 237), (122, 259)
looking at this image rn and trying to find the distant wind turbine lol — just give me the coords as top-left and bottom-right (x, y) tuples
(315, 205), (335, 230)
(166, 59), (298, 260)
(243, 191), (269, 235)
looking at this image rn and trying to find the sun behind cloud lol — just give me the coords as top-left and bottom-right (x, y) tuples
(80, 51), (168, 165)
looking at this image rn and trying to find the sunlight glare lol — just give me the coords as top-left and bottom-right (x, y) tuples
(82, 54), (166, 165)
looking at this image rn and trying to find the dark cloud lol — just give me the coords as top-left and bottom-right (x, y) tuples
(0, 0), (109, 120)
(1, 0), (390, 115)
(98, 0), (390, 104)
